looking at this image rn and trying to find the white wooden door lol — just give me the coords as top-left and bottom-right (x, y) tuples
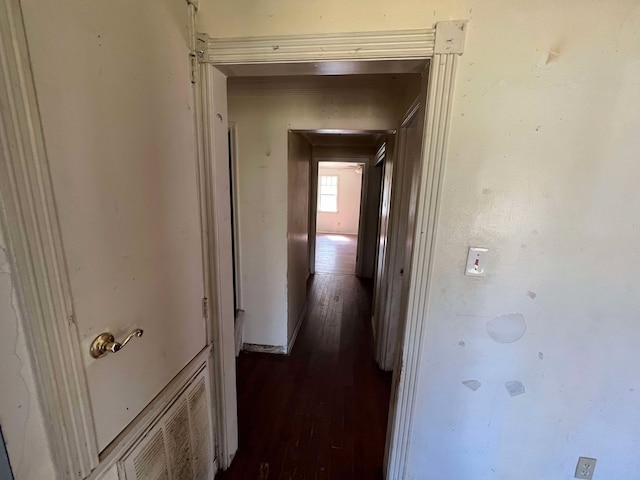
(25, 0), (208, 452)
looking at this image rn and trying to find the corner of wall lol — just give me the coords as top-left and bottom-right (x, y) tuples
(0, 220), (57, 480)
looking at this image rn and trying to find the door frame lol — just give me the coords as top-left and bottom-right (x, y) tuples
(202, 21), (467, 479)
(308, 144), (376, 276)
(228, 122), (243, 312)
(0, 6), (466, 477)
(375, 99), (421, 371)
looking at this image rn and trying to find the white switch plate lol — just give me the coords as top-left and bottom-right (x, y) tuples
(465, 247), (489, 276)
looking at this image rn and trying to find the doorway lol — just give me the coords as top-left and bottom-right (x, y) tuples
(197, 24), (464, 478)
(315, 161), (364, 275)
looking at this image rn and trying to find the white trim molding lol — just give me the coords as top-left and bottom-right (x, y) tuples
(207, 29), (436, 65)
(199, 62), (239, 469)
(0, 0), (98, 477)
(385, 51), (463, 480)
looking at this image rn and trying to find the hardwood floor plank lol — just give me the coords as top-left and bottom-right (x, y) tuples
(315, 234), (357, 274)
(217, 274), (391, 480)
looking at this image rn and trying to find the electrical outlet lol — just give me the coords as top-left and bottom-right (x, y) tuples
(575, 457), (597, 479)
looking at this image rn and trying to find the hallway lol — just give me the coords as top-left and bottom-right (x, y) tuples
(218, 274), (392, 479)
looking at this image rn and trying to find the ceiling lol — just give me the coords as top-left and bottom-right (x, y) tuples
(318, 161), (364, 169)
(301, 130), (388, 148)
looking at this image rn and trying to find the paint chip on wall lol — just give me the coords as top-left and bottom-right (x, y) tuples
(505, 380), (525, 397)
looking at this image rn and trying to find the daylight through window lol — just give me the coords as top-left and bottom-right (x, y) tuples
(318, 175), (338, 212)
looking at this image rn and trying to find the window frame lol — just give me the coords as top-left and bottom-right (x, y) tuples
(318, 174), (339, 213)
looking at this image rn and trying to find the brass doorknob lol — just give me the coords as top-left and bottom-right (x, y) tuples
(90, 329), (143, 359)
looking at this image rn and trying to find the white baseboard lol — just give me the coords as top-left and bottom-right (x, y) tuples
(242, 343), (287, 355)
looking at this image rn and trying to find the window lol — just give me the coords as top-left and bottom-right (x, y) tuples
(318, 175), (338, 212)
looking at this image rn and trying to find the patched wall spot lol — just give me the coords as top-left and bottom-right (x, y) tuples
(505, 380), (525, 397)
(462, 380), (482, 392)
(486, 313), (526, 343)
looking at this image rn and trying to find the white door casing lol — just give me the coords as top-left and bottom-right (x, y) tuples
(371, 137), (395, 342)
(0, 11), (465, 479)
(198, 61), (239, 469)
(204, 21), (466, 479)
(385, 50), (463, 480)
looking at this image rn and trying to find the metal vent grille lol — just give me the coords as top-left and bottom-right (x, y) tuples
(165, 400), (193, 480)
(121, 368), (215, 480)
(188, 378), (211, 479)
(133, 431), (169, 480)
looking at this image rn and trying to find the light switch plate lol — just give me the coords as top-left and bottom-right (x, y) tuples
(465, 247), (489, 276)
(575, 457), (597, 479)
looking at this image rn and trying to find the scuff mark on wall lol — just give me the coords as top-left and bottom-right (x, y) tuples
(486, 313), (526, 343)
(458, 340), (466, 347)
(527, 290), (537, 300)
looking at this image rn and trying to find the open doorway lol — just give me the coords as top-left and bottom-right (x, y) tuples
(213, 68), (432, 479)
(315, 161), (364, 274)
(304, 130), (389, 281)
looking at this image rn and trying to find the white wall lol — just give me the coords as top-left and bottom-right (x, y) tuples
(0, 223), (56, 480)
(287, 134), (311, 347)
(316, 164), (363, 235)
(228, 76), (415, 348)
(202, 2), (640, 478)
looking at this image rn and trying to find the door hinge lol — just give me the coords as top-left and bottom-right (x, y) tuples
(189, 48), (204, 84)
(190, 52), (198, 84)
(202, 297), (209, 319)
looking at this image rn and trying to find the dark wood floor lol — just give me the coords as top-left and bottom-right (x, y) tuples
(315, 234), (358, 275)
(217, 274), (392, 480)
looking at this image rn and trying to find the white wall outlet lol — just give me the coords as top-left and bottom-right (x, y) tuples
(575, 457), (597, 479)
(464, 247), (489, 276)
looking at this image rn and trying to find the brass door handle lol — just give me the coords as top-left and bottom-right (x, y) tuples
(90, 329), (143, 359)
